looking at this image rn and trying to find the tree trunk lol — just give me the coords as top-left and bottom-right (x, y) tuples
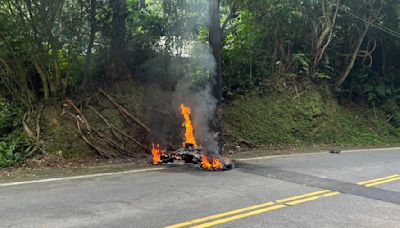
(209, 0), (223, 154)
(313, 0), (340, 68)
(53, 48), (62, 95)
(82, 0), (97, 86)
(34, 61), (51, 100)
(108, 0), (129, 80)
(337, 23), (370, 86)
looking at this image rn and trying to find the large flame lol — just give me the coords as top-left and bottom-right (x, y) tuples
(152, 144), (163, 165)
(150, 104), (231, 171)
(180, 104), (198, 148)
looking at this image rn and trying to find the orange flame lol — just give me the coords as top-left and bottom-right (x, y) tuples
(180, 104), (197, 148)
(201, 154), (224, 170)
(212, 159), (224, 170)
(201, 154), (212, 170)
(152, 144), (163, 165)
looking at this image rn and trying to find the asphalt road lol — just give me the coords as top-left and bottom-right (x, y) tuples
(1, 148), (400, 228)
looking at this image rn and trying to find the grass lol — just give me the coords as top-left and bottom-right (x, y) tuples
(223, 89), (400, 148)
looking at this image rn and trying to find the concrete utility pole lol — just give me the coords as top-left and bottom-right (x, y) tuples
(209, 0), (222, 102)
(209, 0), (223, 154)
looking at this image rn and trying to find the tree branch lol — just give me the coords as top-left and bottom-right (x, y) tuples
(221, 0), (238, 33)
(98, 88), (150, 133)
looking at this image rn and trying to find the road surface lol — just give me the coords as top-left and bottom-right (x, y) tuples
(1, 148), (400, 227)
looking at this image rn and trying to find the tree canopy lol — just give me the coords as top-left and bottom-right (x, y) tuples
(1, 0), (400, 166)
(0, 0), (399, 104)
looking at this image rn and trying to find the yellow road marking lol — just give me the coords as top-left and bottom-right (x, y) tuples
(276, 190), (331, 203)
(284, 196), (321, 206)
(164, 190), (330, 228)
(358, 174), (400, 185)
(164, 190), (331, 228)
(189, 193), (343, 228)
(283, 191), (340, 206)
(323, 191), (340, 197)
(164, 202), (275, 228)
(364, 176), (400, 187)
(165, 173), (400, 228)
(190, 205), (286, 228)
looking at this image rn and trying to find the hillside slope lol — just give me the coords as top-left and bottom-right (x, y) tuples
(223, 90), (400, 149)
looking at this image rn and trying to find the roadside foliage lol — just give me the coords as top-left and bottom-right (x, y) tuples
(0, 0), (400, 167)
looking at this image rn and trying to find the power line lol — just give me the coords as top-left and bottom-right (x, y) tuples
(344, 8), (400, 36)
(345, 9), (400, 38)
(344, 9), (400, 39)
(342, 8), (400, 40)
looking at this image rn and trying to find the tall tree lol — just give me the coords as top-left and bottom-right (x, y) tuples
(108, 0), (130, 80)
(312, 0), (340, 70)
(337, 0), (384, 86)
(82, 0), (97, 86)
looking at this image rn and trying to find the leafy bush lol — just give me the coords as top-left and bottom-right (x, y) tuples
(291, 53), (310, 76)
(380, 99), (400, 127)
(0, 132), (30, 168)
(0, 99), (19, 137)
(342, 67), (400, 105)
(0, 99), (30, 168)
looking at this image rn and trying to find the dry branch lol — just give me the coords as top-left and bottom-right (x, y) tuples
(76, 119), (115, 158)
(98, 88), (150, 133)
(88, 105), (149, 151)
(93, 130), (134, 157)
(65, 99), (116, 158)
(22, 113), (34, 138)
(89, 105), (123, 140)
(35, 105), (43, 140)
(21, 108), (45, 158)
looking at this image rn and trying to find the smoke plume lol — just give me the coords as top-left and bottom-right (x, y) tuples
(138, 0), (219, 153)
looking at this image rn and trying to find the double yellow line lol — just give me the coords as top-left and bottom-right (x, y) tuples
(358, 174), (400, 187)
(165, 174), (400, 228)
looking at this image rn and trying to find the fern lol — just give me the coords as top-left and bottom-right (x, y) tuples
(292, 53), (310, 75)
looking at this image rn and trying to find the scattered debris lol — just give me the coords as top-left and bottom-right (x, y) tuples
(153, 143), (234, 171)
(329, 149), (341, 154)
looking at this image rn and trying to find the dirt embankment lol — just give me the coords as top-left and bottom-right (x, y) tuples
(7, 84), (400, 173)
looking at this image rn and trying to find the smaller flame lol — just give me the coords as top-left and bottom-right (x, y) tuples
(201, 154), (212, 170)
(152, 144), (163, 165)
(201, 154), (225, 170)
(212, 159), (224, 170)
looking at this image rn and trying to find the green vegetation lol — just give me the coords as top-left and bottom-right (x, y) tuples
(0, 99), (30, 167)
(1, 0), (400, 166)
(0, 99), (19, 136)
(224, 89), (400, 147)
(0, 132), (30, 168)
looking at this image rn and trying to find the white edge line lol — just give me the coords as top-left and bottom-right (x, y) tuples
(2, 147), (400, 187)
(0, 167), (166, 187)
(236, 147), (400, 161)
